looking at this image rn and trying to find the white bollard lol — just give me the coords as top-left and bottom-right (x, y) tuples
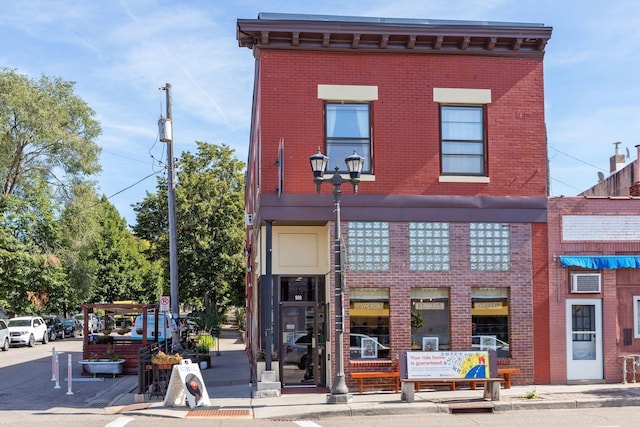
(51, 347), (56, 381)
(66, 354), (73, 395)
(54, 353), (61, 389)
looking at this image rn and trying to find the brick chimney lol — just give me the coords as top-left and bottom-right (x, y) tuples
(630, 145), (640, 196)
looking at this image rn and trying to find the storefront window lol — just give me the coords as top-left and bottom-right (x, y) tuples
(411, 288), (450, 351)
(349, 288), (390, 359)
(471, 287), (510, 357)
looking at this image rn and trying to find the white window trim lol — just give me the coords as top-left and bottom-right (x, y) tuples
(433, 88), (491, 104)
(318, 84), (378, 101)
(634, 296), (640, 339)
(439, 176), (490, 183)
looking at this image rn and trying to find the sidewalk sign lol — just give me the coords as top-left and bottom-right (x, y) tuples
(162, 359), (210, 408)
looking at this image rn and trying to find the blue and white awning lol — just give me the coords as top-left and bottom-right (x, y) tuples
(557, 255), (640, 270)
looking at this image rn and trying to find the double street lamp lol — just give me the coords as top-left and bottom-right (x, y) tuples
(309, 148), (364, 404)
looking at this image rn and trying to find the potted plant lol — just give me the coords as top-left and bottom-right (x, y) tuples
(151, 351), (182, 369)
(79, 344), (125, 377)
(197, 342), (211, 369)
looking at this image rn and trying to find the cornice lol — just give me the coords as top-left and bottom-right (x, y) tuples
(237, 13), (552, 59)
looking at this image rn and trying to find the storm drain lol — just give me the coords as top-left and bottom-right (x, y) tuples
(186, 408), (252, 418)
(448, 401), (495, 414)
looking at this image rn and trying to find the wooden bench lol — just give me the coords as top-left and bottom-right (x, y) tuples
(399, 349), (504, 402)
(350, 361), (399, 394)
(401, 377), (504, 402)
(497, 368), (520, 389)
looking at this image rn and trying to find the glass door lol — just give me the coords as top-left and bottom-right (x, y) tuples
(566, 299), (603, 380)
(280, 304), (324, 386)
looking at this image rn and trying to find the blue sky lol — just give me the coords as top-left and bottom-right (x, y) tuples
(2, 0), (640, 225)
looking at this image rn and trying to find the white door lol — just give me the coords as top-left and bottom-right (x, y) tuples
(565, 299), (603, 380)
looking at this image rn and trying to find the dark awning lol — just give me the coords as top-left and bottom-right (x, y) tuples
(558, 255), (640, 270)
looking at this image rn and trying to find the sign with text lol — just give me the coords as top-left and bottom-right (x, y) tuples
(406, 351), (489, 379)
(159, 296), (170, 312)
(163, 359), (210, 409)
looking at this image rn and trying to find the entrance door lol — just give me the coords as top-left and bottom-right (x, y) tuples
(280, 303), (326, 387)
(566, 299), (603, 380)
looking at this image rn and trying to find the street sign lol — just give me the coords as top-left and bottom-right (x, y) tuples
(160, 296), (170, 312)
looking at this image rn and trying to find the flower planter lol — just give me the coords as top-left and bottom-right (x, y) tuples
(79, 359), (125, 377)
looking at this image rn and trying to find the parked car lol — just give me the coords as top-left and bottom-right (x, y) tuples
(72, 313), (99, 333)
(131, 313), (177, 342)
(283, 333), (310, 368)
(61, 318), (83, 338)
(471, 335), (510, 358)
(350, 333), (390, 359)
(7, 316), (48, 347)
(42, 315), (65, 340)
(0, 319), (9, 351)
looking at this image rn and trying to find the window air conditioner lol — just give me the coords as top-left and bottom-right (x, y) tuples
(570, 273), (601, 293)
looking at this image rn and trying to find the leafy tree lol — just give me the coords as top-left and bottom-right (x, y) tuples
(0, 69), (102, 315)
(91, 196), (162, 304)
(133, 142), (245, 327)
(0, 68), (101, 199)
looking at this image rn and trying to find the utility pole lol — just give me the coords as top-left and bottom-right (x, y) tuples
(159, 83), (180, 348)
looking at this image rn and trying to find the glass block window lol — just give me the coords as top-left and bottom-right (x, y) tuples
(347, 222), (390, 271)
(470, 223), (510, 271)
(409, 223), (450, 271)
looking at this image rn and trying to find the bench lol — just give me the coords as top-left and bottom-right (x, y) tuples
(350, 361), (399, 394)
(399, 349), (504, 402)
(401, 377), (504, 402)
(497, 368), (521, 389)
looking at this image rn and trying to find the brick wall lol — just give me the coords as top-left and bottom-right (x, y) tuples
(256, 50), (547, 198)
(548, 197), (640, 384)
(337, 221), (535, 388)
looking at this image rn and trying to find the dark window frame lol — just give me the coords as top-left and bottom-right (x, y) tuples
(440, 104), (486, 176)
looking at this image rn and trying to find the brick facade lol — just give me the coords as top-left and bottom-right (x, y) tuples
(239, 14), (552, 391)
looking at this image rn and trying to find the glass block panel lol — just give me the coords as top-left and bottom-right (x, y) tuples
(409, 223), (450, 271)
(348, 222), (390, 270)
(470, 223), (510, 271)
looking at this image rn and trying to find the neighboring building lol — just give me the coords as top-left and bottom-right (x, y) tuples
(237, 12), (552, 391)
(548, 196), (640, 384)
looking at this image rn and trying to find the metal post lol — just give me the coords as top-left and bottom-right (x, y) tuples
(161, 83), (180, 348)
(326, 172), (351, 403)
(310, 151), (362, 405)
(327, 167), (352, 403)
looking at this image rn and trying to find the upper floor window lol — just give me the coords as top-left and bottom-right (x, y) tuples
(326, 103), (371, 173)
(441, 105), (485, 175)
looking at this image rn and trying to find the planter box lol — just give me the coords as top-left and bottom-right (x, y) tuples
(79, 359), (125, 377)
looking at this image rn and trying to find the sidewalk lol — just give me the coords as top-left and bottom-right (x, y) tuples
(103, 326), (640, 420)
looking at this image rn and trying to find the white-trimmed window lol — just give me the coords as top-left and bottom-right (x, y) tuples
(348, 221), (389, 271)
(634, 296), (640, 338)
(350, 288), (390, 360)
(326, 103), (371, 173)
(441, 105), (485, 175)
(470, 223), (510, 271)
(411, 288), (450, 350)
(409, 222), (450, 271)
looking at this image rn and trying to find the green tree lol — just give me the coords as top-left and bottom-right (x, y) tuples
(0, 68), (101, 199)
(0, 69), (102, 315)
(91, 197), (162, 304)
(133, 142), (245, 325)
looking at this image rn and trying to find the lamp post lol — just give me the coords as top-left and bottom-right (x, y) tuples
(309, 148), (364, 404)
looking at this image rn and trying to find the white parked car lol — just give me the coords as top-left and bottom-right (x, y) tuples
(7, 316), (48, 347)
(73, 313), (99, 333)
(0, 319), (9, 351)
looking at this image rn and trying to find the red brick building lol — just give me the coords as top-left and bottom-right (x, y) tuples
(237, 13), (552, 392)
(548, 196), (640, 384)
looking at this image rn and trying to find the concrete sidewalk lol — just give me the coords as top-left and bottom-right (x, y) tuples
(103, 325), (640, 420)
